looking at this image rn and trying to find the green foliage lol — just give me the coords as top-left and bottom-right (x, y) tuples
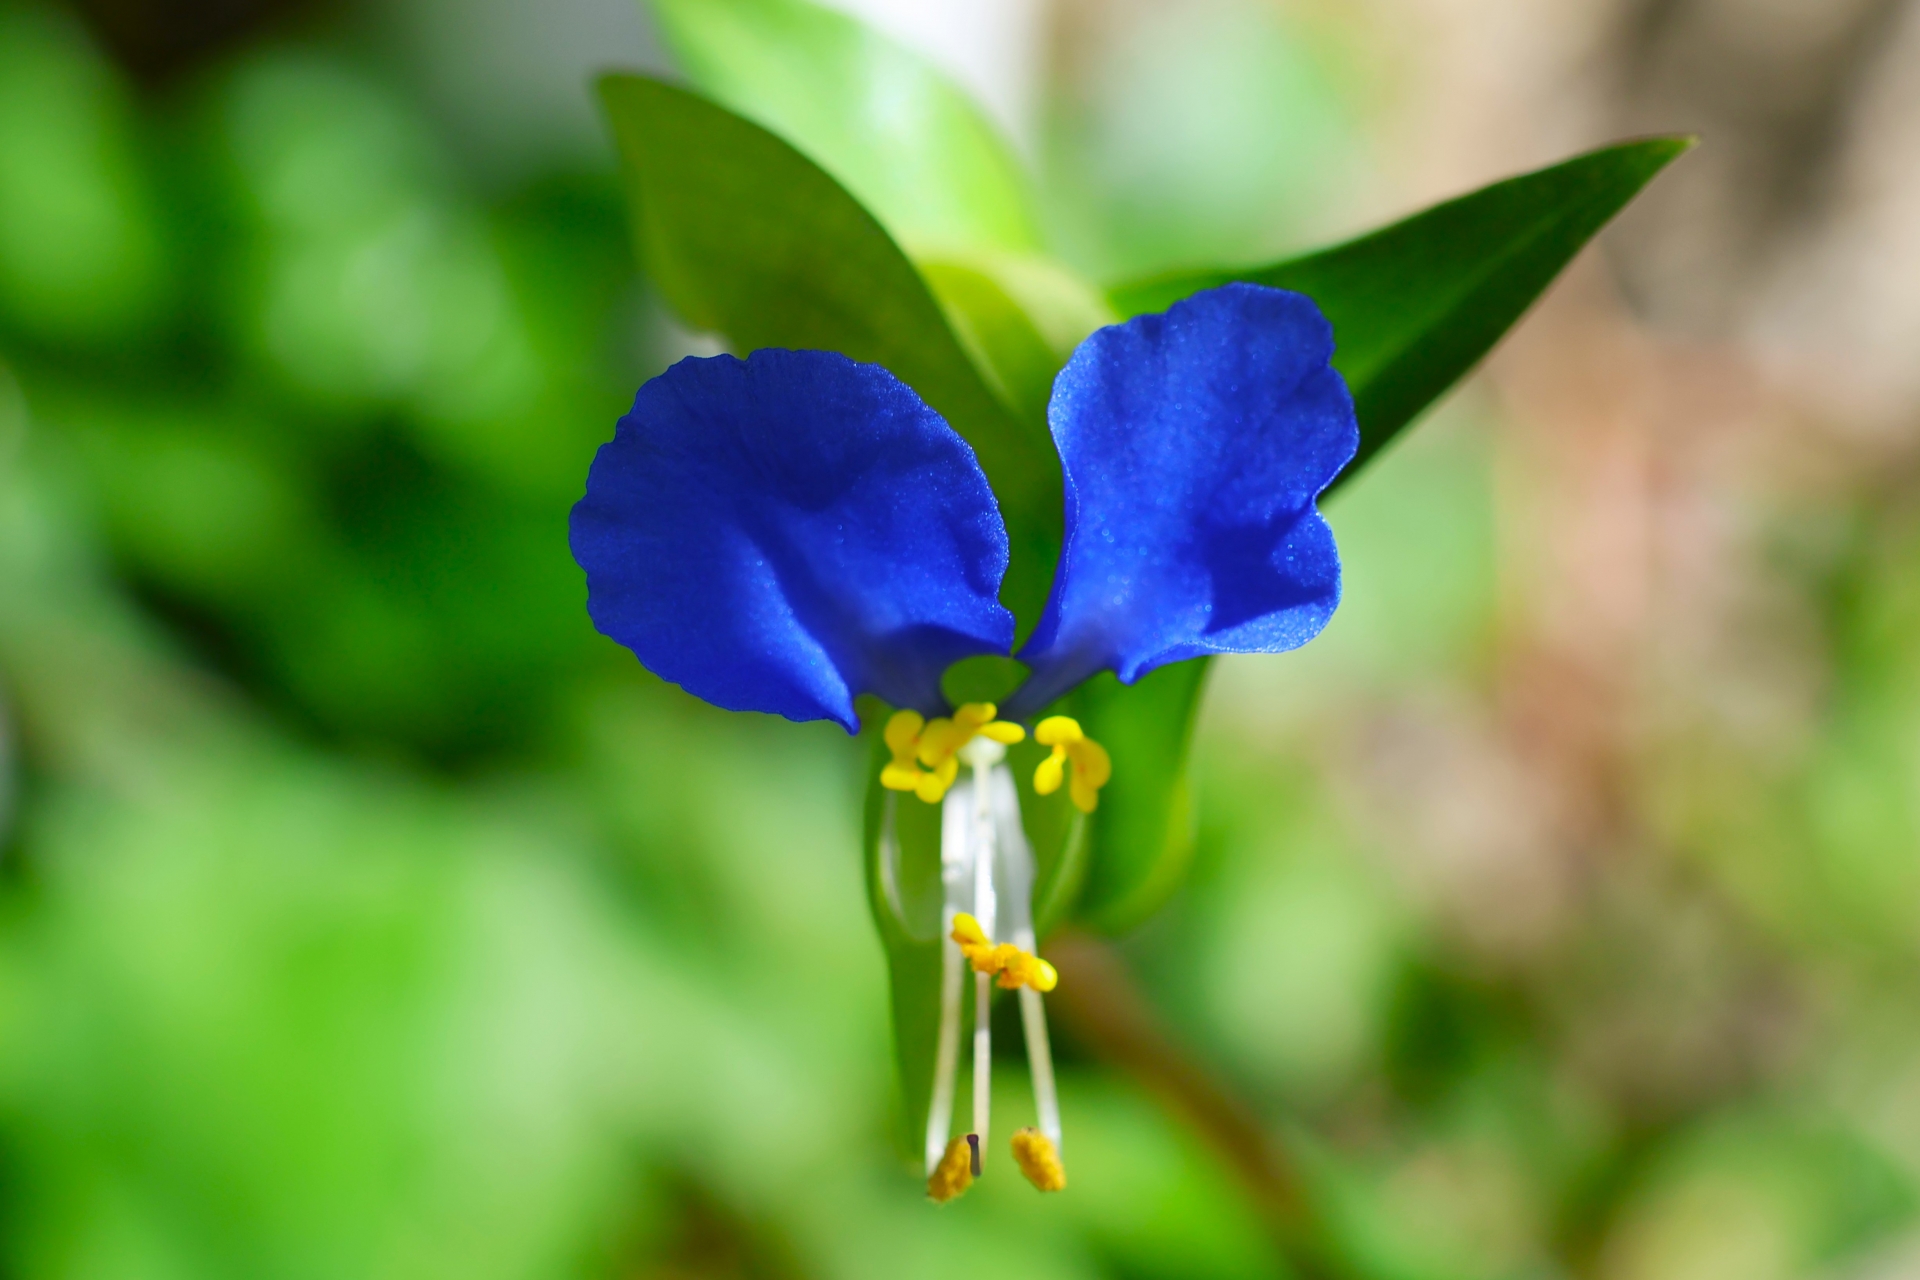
(649, 0), (1042, 256)
(1042, 0), (1365, 281)
(916, 254), (1115, 429)
(0, 6), (168, 343)
(1064, 662), (1210, 932)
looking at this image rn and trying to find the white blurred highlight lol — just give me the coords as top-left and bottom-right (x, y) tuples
(815, 0), (1045, 148)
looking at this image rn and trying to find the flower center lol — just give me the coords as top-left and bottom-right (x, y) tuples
(881, 706), (1111, 813)
(880, 702), (1025, 804)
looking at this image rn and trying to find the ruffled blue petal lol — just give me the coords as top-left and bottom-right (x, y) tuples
(570, 349), (1015, 732)
(1008, 283), (1358, 715)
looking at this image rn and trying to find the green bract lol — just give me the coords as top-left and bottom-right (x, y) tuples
(602, 0), (1688, 1161)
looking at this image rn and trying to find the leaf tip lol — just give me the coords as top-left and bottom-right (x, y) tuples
(1616, 132), (1701, 177)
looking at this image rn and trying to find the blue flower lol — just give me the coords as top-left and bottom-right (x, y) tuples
(569, 280), (1358, 1199)
(570, 282), (1358, 739)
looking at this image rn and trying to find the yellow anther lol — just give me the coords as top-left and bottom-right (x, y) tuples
(885, 708), (924, 755)
(927, 1136), (975, 1202)
(999, 950), (1059, 993)
(948, 909), (983, 951)
(950, 913), (1058, 993)
(883, 703), (1026, 805)
(935, 757), (964, 803)
(952, 911), (990, 951)
(1011, 1129), (1067, 1192)
(880, 709), (928, 793)
(1032, 716), (1111, 814)
(915, 718), (969, 767)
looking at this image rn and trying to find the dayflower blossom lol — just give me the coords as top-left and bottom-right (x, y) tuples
(570, 282), (1359, 1199)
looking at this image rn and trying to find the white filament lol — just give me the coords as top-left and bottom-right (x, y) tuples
(960, 736), (1004, 1163)
(924, 776), (974, 1174)
(990, 766), (1062, 1150)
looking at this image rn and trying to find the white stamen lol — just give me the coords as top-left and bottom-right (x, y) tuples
(925, 776), (974, 1174)
(959, 736), (1003, 1162)
(990, 766), (1063, 1151)
(925, 732), (1067, 1177)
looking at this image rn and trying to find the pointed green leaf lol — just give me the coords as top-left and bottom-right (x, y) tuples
(648, 0), (1041, 256)
(1110, 136), (1694, 482)
(597, 73), (1060, 624)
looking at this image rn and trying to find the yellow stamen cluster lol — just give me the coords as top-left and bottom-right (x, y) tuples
(951, 912), (1058, 993)
(926, 1136), (975, 1203)
(1033, 716), (1112, 813)
(881, 703), (1025, 804)
(1011, 1128), (1067, 1192)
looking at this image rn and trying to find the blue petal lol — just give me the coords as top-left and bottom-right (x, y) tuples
(570, 349), (1015, 732)
(1008, 283), (1358, 714)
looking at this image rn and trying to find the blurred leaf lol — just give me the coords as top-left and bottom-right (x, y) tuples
(1075, 139), (1688, 934)
(597, 73), (1060, 625)
(1045, 0), (1363, 281)
(648, 0), (1041, 256)
(0, 7), (168, 343)
(66, 401), (312, 598)
(213, 56), (549, 452)
(1111, 136), (1694, 479)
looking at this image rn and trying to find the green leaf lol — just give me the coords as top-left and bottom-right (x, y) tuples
(1110, 136), (1694, 482)
(648, 0), (1042, 256)
(1075, 138), (1690, 932)
(1063, 661), (1213, 933)
(597, 73), (1060, 625)
(917, 252), (1115, 429)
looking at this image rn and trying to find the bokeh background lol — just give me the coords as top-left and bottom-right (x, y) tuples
(3, 0), (1920, 1276)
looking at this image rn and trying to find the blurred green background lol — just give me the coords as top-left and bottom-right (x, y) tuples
(4, 0), (1920, 1277)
